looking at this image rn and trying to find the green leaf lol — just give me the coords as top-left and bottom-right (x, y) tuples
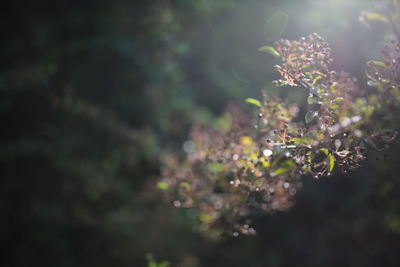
(330, 105), (340, 110)
(320, 148), (329, 156)
(369, 60), (386, 67)
(306, 151), (312, 165)
(258, 46), (280, 58)
(305, 110), (318, 124)
(328, 153), (335, 172)
(362, 12), (388, 23)
(157, 181), (169, 190)
(245, 98), (262, 107)
(271, 160), (295, 176)
(333, 97), (345, 103)
(208, 162), (224, 173)
(312, 75), (323, 86)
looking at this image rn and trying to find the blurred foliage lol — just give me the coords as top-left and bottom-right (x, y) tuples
(147, 253), (171, 267)
(1, 0), (400, 266)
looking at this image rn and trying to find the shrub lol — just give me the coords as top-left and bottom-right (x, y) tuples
(159, 33), (400, 239)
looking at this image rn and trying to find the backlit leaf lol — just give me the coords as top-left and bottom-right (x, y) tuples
(245, 98), (262, 107)
(157, 182), (169, 190)
(258, 46), (280, 58)
(328, 153), (335, 172)
(369, 60), (386, 67)
(361, 12), (388, 23)
(320, 148), (329, 156)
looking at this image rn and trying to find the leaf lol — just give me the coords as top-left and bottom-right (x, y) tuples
(157, 181), (169, 190)
(320, 148), (329, 156)
(306, 151), (312, 165)
(258, 46), (280, 58)
(333, 97), (345, 103)
(328, 153), (335, 172)
(361, 12), (388, 23)
(245, 98), (262, 107)
(369, 60), (386, 67)
(289, 137), (301, 143)
(312, 75), (323, 86)
(240, 136), (254, 145)
(305, 110), (318, 124)
(271, 160), (295, 176)
(330, 105), (340, 110)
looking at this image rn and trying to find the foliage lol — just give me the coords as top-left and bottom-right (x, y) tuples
(4, 0), (400, 266)
(159, 33), (400, 238)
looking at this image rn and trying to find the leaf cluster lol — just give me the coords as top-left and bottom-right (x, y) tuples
(159, 34), (400, 238)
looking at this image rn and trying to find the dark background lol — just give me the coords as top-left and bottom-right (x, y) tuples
(2, 0), (400, 266)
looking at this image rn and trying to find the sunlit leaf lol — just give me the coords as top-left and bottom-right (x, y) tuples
(157, 181), (169, 190)
(320, 148), (329, 155)
(271, 160), (295, 176)
(361, 12), (388, 23)
(240, 136), (254, 145)
(328, 153), (335, 172)
(333, 97), (345, 103)
(331, 104), (340, 110)
(245, 98), (262, 107)
(306, 151), (312, 165)
(289, 137), (302, 143)
(312, 75), (323, 86)
(369, 60), (386, 67)
(258, 46), (280, 58)
(259, 157), (270, 167)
